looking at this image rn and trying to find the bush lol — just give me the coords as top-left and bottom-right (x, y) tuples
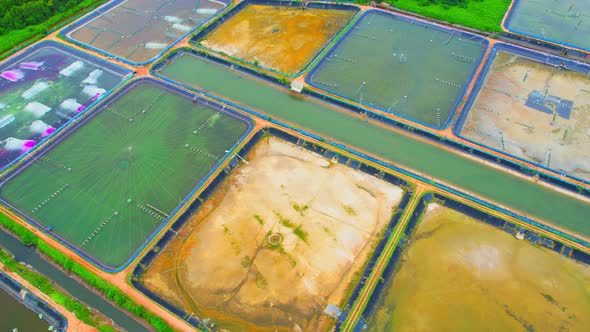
(385, 0), (511, 32)
(0, 0), (106, 56)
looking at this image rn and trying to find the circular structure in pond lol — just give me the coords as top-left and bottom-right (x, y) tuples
(267, 233), (283, 246)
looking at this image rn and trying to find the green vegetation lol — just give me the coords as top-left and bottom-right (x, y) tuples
(293, 226), (309, 244)
(342, 204), (357, 216)
(278, 77), (291, 86)
(0, 213), (173, 332)
(253, 214), (264, 225)
(377, 0), (511, 32)
(254, 271), (267, 288)
(240, 256), (252, 268)
(0, 247), (115, 331)
(277, 246), (297, 267)
(292, 203), (309, 216)
(274, 211), (295, 229)
(542, 293), (556, 304)
(0, 0), (105, 56)
(273, 211), (309, 244)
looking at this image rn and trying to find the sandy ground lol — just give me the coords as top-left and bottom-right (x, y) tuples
(462, 51), (590, 181)
(142, 136), (403, 331)
(200, 5), (354, 75)
(369, 204), (590, 331)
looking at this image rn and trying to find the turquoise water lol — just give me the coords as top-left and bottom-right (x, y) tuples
(157, 52), (590, 239)
(0, 81), (249, 267)
(308, 10), (486, 127)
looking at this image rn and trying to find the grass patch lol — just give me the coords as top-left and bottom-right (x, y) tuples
(277, 246), (297, 267)
(273, 211), (310, 244)
(274, 211), (296, 229)
(254, 271), (267, 289)
(0, 0), (106, 58)
(292, 203), (309, 216)
(254, 214), (264, 225)
(542, 293), (556, 304)
(240, 256), (252, 268)
(382, 0), (511, 32)
(342, 204), (357, 216)
(293, 226), (309, 244)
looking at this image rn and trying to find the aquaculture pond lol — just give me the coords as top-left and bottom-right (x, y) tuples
(0, 41), (129, 170)
(0, 79), (250, 268)
(306, 10), (488, 128)
(0, 287), (52, 331)
(198, 2), (357, 75)
(458, 44), (590, 182)
(366, 204), (590, 331)
(505, 0), (590, 52)
(63, 0), (229, 63)
(155, 51), (590, 240)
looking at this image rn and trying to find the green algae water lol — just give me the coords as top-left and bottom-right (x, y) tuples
(0, 80), (249, 267)
(307, 10), (486, 127)
(157, 52), (590, 239)
(0, 288), (50, 331)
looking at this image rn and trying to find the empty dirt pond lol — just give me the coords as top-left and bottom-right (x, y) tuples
(142, 136), (403, 331)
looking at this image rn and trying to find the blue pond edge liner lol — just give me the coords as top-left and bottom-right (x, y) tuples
(189, 0), (361, 78)
(0, 77), (255, 273)
(344, 191), (590, 331)
(130, 126), (414, 331)
(453, 42), (590, 186)
(304, 8), (490, 131)
(59, 0), (232, 66)
(499, 33), (589, 60)
(0, 40), (133, 177)
(503, 0), (590, 54)
(151, 47), (590, 246)
(0, 270), (68, 331)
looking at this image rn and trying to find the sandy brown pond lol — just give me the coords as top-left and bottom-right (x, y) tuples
(368, 204), (590, 332)
(142, 137), (403, 331)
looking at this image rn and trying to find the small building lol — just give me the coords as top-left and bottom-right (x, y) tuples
(291, 80), (304, 93)
(324, 303), (342, 319)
